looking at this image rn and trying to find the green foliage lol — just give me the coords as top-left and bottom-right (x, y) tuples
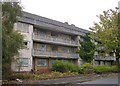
(78, 33), (95, 63)
(93, 65), (118, 74)
(2, 1), (23, 79)
(51, 60), (79, 73)
(52, 60), (94, 74)
(78, 66), (84, 74)
(12, 65), (118, 80)
(110, 66), (119, 73)
(52, 60), (118, 74)
(94, 65), (110, 73)
(90, 9), (120, 61)
(78, 63), (94, 74)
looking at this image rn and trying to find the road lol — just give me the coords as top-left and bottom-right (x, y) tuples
(30, 74), (119, 86)
(80, 77), (119, 84)
(3, 73), (119, 86)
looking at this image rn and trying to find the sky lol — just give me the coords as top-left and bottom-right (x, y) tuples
(21, 0), (119, 30)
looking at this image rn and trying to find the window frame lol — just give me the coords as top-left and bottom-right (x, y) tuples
(16, 58), (29, 67)
(36, 59), (47, 67)
(36, 44), (46, 51)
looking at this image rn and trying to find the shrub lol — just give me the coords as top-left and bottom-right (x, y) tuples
(51, 60), (67, 72)
(110, 66), (118, 73)
(52, 61), (94, 74)
(51, 60), (78, 73)
(78, 66), (84, 74)
(93, 65), (114, 74)
(67, 62), (79, 72)
(78, 63), (94, 74)
(52, 60), (118, 74)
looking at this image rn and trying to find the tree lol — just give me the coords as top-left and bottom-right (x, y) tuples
(89, 9), (120, 65)
(78, 33), (95, 63)
(2, 2), (23, 79)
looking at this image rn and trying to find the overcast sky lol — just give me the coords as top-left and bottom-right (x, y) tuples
(21, 0), (119, 30)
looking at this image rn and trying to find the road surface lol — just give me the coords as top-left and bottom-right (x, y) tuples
(80, 77), (119, 84)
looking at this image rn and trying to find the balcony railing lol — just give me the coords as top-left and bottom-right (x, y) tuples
(33, 49), (79, 59)
(94, 56), (116, 61)
(33, 34), (78, 46)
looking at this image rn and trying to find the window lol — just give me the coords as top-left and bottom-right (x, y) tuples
(51, 45), (57, 52)
(34, 29), (38, 35)
(16, 58), (29, 67)
(71, 48), (76, 53)
(17, 22), (29, 33)
(37, 44), (46, 51)
(34, 29), (46, 36)
(61, 47), (69, 53)
(23, 41), (29, 49)
(39, 30), (46, 36)
(109, 52), (113, 56)
(37, 59), (47, 66)
(51, 32), (58, 37)
(71, 36), (75, 41)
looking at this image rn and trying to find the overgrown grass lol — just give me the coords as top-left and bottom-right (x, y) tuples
(12, 71), (79, 80)
(93, 65), (118, 74)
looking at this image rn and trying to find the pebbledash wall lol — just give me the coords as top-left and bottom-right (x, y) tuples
(11, 12), (115, 72)
(11, 22), (33, 71)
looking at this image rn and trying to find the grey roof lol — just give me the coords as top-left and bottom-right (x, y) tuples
(18, 11), (89, 35)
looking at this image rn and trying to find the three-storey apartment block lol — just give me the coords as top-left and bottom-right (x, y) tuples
(11, 12), (88, 72)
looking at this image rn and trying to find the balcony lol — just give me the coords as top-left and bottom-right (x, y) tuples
(32, 49), (79, 59)
(32, 34), (78, 46)
(94, 56), (116, 61)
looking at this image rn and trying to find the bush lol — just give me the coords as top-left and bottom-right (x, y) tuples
(51, 60), (78, 73)
(93, 65), (118, 74)
(110, 66), (118, 73)
(52, 60), (118, 74)
(52, 61), (94, 74)
(68, 62), (79, 72)
(78, 66), (84, 74)
(51, 60), (67, 72)
(78, 63), (94, 74)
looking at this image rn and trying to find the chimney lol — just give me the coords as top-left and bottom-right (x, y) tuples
(64, 22), (69, 25)
(71, 24), (75, 27)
